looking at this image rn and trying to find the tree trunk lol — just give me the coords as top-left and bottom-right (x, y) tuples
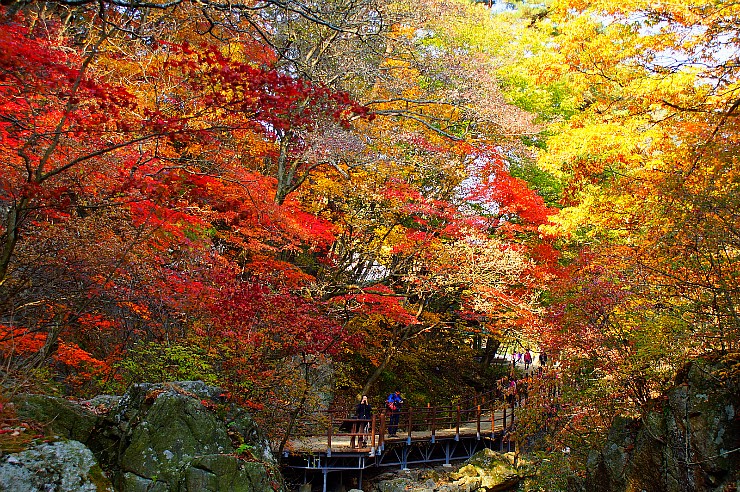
(0, 197), (29, 284)
(277, 358), (313, 457)
(273, 133), (292, 205)
(361, 346), (395, 397)
(481, 337), (502, 366)
(26, 313), (64, 369)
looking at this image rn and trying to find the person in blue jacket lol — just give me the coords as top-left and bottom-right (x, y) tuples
(385, 390), (403, 436)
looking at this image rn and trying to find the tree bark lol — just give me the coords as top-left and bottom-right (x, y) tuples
(0, 197), (29, 284)
(361, 345), (395, 397)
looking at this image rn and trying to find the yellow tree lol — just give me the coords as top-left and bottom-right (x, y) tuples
(508, 0), (740, 462)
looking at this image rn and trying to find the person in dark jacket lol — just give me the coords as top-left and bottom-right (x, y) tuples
(351, 395), (372, 447)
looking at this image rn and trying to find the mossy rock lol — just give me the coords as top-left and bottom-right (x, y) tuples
(182, 454), (277, 492)
(14, 394), (100, 443)
(374, 450), (520, 492)
(10, 382), (281, 492)
(587, 353), (740, 492)
(117, 389), (233, 488)
(375, 477), (414, 492)
(110, 382), (280, 491)
(462, 449), (520, 485)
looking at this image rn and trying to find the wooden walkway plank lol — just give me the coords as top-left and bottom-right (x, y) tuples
(286, 407), (513, 454)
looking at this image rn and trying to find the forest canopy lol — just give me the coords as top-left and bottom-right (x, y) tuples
(0, 0), (737, 466)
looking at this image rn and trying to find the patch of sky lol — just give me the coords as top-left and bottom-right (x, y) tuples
(455, 153), (506, 217)
(471, 0), (518, 14)
(601, 10), (738, 83)
(417, 44), (446, 60)
(362, 9), (383, 36)
(345, 253), (390, 283)
(414, 28), (436, 42)
(473, 0), (545, 15)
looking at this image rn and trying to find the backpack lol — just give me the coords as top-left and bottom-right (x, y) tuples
(386, 401), (397, 412)
(524, 352), (532, 363)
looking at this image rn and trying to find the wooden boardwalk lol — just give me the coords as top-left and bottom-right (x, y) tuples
(282, 393), (514, 491)
(283, 392), (517, 491)
(281, 367), (565, 491)
(287, 407), (513, 454)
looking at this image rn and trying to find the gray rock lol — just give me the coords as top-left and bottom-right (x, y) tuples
(586, 354), (740, 492)
(110, 381), (279, 491)
(14, 394), (101, 443)
(10, 381), (281, 492)
(181, 453), (277, 491)
(84, 395), (122, 411)
(117, 390), (232, 485)
(422, 479), (437, 489)
(597, 416), (631, 491)
(0, 440), (113, 491)
(375, 477), (414, 492)
(119, 472), (170, 492)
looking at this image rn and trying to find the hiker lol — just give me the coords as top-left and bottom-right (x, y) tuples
(351, 395), (372, 447)
(386, 390), (403, 436)
(523, 348), (533, 371)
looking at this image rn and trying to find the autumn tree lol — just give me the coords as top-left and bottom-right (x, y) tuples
(0, 0), (565, 450)
(0, 7), (362, 388)
(258, 0), (563, 402)
(494, 0), (740, 468)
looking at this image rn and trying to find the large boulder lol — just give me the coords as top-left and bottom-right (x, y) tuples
(114, 383), (234, 488)
(108, 381), (280, 492)
(0, 440), (113, 491)
(11, 381), (281, 492)
(181, 454), (278, 491)
(586, 354), (740, 492)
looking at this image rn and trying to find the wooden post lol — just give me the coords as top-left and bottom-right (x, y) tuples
(371, 414), (377, 449)
(327, 411), (333, 451)
(455, 405), (461, 438)
(491, 398), (496, 433)
(379, 411), (386, 447)
(500, 407), (504, 452)
(430, 405), (436, 440)
(476, 404), (481, 437)
(407, 406), (412, 440)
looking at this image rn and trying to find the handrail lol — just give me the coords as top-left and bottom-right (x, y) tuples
(293, 389), (517, 453)
(312, 389), (501, 421)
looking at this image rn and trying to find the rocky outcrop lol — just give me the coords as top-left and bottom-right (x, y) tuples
(9, 381), (280, 492)
(586, 354), (740, 492)
(111, 381), (279, 491)
(15, 393), (107, 443)
(372, 449), (521, 492)
(0, 440), (113, 491)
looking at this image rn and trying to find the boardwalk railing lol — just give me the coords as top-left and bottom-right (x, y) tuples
(298, 391), (516, 453)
